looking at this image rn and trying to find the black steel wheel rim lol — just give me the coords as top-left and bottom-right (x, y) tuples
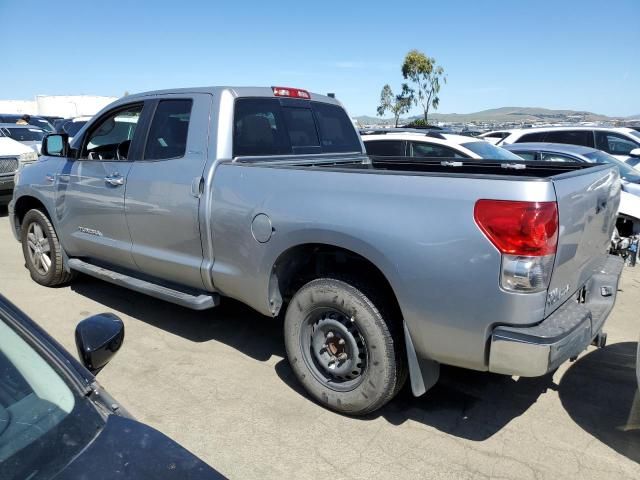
(300, 307), (368, 392)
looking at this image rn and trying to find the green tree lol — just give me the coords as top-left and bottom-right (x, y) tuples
(401, 49), (446, 123)
(376, 83), (413, 127)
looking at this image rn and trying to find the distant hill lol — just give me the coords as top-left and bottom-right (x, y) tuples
(354, 107), (622, 125)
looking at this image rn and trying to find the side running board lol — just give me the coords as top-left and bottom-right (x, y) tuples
(67, 258), (219, 310)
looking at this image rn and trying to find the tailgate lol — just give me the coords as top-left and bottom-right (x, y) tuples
(545, 164), (620, 316)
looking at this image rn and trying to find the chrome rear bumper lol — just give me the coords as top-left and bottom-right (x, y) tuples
(489, 255), (624, 377)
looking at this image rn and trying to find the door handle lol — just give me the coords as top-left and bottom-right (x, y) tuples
(105, 173), (125, 186)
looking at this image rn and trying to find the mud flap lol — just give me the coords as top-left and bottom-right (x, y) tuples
(404, 321), (440, 396)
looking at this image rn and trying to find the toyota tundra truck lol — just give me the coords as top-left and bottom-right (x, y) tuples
(8, 86), (624, 415)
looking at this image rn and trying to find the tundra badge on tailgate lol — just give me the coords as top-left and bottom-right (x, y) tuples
(547, 284), (570, 306)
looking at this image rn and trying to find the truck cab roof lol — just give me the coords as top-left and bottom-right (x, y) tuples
(123, 86), (342, 105)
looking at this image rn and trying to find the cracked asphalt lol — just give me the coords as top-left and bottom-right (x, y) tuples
(0, 209), (639, 479)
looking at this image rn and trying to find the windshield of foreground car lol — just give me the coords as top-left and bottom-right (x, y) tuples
(0, 314), (103, 480)
(461, 141), (523, 160)
(2, 128), (46, 142)
(627, 130), (640, 141)
(584, 150), (640, 183)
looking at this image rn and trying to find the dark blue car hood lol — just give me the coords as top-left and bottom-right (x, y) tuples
(55, 415), (225, 479)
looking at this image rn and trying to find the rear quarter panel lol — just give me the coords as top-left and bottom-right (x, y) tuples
(209, 164), (557, 370)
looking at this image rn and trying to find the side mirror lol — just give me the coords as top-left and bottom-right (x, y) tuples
(75, 313), (125, 375)
(629, 148), (640, 158)
(42, 133), (69, 157)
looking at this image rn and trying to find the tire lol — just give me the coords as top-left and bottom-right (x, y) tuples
(284, 277), (406, 415)
(21, 209), (74, 287)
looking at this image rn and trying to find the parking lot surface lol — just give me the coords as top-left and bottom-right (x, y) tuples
(0, 209), (639, 480)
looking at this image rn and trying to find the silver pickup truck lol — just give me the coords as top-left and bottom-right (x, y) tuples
(9, 86), (624, 415)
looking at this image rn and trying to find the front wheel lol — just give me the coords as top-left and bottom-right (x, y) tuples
(20, 209), (74, 287)
(284, 277), (405, 415)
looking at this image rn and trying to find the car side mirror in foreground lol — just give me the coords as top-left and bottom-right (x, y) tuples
(41, 133), (69, 157)
(75, 313), (125, 375)
(629, 148), (640, 158)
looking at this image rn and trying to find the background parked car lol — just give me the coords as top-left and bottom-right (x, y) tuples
(361, 129), (523, 159)
(0, 294), (224, 480)
(496, 126), (640, 165)
(503, 142), (640, 263)
(0, 123), (46, 154)
(0, 132), (38, 205)
(503, 142), (640, 190)
(0, 114), (55, 133)
(477, 130), (512, 144)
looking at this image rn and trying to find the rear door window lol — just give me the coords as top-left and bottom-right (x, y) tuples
(540, 152), (579, 162)
(233, 98), (360, 157)
(364, 140), (405, 156)
(144, 99), (193, 160)
(545, 130), (594, 147)
(595, 131), (639, 156)
(410, 141), (465, 158)
(517, 131), (547, 143)
(511, 151), (537, 161)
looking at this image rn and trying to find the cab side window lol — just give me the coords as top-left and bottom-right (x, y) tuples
(595, 132), (639, 156)
(144, 100), (193, 160)
(82, 104), (143, 160)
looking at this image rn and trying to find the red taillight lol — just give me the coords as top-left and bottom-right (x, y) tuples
(272, 86), (311, 99)
(474, 200), (558, 256)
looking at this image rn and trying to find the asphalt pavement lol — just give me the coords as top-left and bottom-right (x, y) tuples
(0, 208), (638, 479)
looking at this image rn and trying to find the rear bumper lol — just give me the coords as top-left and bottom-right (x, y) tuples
(489, 255), (624, 377)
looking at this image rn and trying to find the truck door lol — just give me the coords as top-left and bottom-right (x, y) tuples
(124, 94), (211, 289)
(56, 102), (147, 270)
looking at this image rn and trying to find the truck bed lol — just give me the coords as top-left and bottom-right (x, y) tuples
(209, 156), (619, 372)
(236, 154), (605, 179)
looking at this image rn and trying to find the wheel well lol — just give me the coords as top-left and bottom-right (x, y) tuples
(13, 196), (50, 232)
(270, 244), (402, 320)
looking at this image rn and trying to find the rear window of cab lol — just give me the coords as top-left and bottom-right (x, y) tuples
(233, 98), (361, 157)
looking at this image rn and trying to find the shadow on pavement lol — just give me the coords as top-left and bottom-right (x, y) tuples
(71, 277), (285, 362)
(0, 205), (8, 218)
(72, 277), (554, 441)
(276, 359), (555, 441)
(559, 341), (640, 464)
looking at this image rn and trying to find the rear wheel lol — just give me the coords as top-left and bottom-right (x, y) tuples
(21, 209), (74, 286)
(284, 277), (405, 415)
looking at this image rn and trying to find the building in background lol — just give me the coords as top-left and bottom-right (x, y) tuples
(0, 95), (118, 117)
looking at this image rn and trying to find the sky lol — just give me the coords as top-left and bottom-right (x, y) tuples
(1, 0), (639, 117)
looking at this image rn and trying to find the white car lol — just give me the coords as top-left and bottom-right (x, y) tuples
(361, 129), (522, 160)
(0, 123), (46, 154)
(0, 134), (39, 204)
(495, 126), (640, 166)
